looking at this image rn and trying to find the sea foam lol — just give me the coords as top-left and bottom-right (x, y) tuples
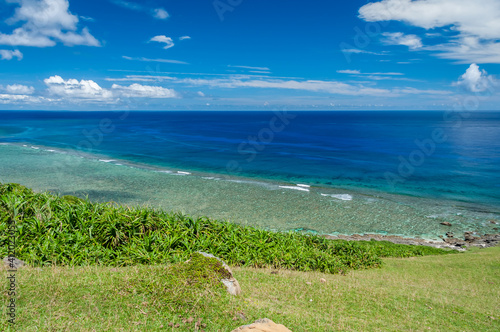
(321, 193), (353, 201)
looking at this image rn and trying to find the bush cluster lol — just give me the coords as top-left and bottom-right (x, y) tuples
(0, 183), (453, 274)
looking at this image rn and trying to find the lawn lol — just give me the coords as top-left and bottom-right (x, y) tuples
(2, 247), (498, 331)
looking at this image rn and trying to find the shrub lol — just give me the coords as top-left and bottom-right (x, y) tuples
(0, 183), (454, 273)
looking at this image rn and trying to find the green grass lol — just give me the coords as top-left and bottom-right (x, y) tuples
(0, 183), (453, 274)
(2, 247), (498, 331)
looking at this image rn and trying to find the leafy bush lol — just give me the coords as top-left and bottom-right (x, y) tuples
(0, 183), (454, 273)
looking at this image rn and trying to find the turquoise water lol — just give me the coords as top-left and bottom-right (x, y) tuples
(1, 111), (499, 240)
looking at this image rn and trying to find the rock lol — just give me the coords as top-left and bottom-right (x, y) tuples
(445, 232), (454, 238)
(231, 318), (292, 332)
(196, 251), (241, 296)
(3, 257), (25, 269)
(440, 222), (452, 226)
(320, 278), (326, 283)
(464, 232), (477, 242)
(443, 237), (466, 247)
(489, 220), (498, 224)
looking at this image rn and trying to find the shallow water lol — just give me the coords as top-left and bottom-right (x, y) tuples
(1, 143), (498, 240)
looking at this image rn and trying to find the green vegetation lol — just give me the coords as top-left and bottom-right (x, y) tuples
(0, 183), (453, 273)
(0, 183), (453, 274)
(0, 183), (496, 331)
(132, 252), (232, 311)
(1, 247), (498, 331)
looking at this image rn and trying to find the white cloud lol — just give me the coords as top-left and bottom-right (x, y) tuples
(179, 36), (191, 41)
(150, 35), (174, 50)
(228, 65), (271, 71)
(0, 49), (23, 60)
(341, 49), (385, 55)
(5, 84), (35, 94)
(109, 0), (141, 11)
(110, 1), (169, 20)
(455, 63), (497, 93)
(428, 38), (500, 63)
(337, 70), (361, 74)
(338, 70), (404, 76)
(122, 55), (188, 64)
(382, 32), (423, 49)
(337, 70), (414, 81)
(0, 0), (100, 47)
(0, 93), (45, 104)
(359, 0), (500, 63)
(43, 75), (179, 103)
(177, 77), (393, 96)
(44, 75), (112, 100)
(153, 8), (169, 20)
(111, 83), (178, 98)
(171, 75), (450, 97)
(79, 16), (95, 22)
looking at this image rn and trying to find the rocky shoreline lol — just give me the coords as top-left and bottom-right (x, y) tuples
(324, 232), (500, 251)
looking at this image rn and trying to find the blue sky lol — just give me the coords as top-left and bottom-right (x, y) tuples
(0, 0), (499, 110)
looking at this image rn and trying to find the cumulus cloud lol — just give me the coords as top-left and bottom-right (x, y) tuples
(0, 0), (100, 47)
(111, 83), (178, 98)
(5, 84), (35, 94)
(0, 49), (23, 60)
(382, 32), (423, 49)
(359, 0), (500, 63)
(455, 63), (497, 93)
(150, 35), (175, 49)
(44, 75), (112, 100)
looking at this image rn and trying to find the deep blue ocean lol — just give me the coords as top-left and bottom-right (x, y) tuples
(1, 110), (500, 209)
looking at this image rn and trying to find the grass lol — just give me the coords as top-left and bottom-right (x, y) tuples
(0, 183), (454, 274)
(3, 182), (484, 331)
(1, 246), (498, 331)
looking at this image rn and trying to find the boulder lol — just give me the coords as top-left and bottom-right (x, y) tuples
(3, 256), (25, 269)
(440, 222), (452, 226)
(464, 232), (477, 242)
(231, 318), (292, 332)
(196, 251), (241, 296)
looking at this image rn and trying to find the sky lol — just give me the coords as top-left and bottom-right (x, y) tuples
(0, 0), (499, 110)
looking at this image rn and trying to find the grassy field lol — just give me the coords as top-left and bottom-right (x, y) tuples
(2, 183), (497, 331)
(1, 246), (498, 331)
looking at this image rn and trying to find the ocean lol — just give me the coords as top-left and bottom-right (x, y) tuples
(1, 110), (499, 240)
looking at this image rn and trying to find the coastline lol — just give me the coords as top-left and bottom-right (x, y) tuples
(323, 232), (500, 250)
(1, 142), (499, 242)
